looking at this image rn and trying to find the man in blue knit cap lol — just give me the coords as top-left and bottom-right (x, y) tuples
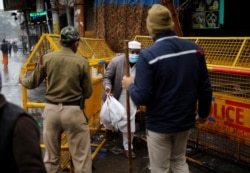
(122, 4), (212, 173)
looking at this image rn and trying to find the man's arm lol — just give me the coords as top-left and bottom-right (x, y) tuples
(197, 54), (212, 118)
(82, 61), (93, 99)
(13, 115), (46, 173)
(103, 59), (117, 91)
(19, 61), (46, 89)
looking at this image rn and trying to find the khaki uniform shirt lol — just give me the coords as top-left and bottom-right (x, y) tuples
(22, 47), (93, 103)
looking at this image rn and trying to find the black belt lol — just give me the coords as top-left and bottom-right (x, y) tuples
(46, 99), (80, 106)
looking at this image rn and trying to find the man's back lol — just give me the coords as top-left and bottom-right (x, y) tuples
(20, 47), (93, 104)
(126, 32), (212, 133)
(0, 94), (46, 173)
(43, 48), (92, 102)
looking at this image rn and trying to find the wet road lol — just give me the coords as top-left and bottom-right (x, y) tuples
(1, 51), (250, 173)
(1, 51), (26, 106)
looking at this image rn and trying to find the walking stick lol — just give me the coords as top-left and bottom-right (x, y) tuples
(124, 40), (133, 173)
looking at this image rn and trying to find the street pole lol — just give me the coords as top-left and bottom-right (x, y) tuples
(50, 0), (60, 34)
(162, 0), (183, 36)
(23, 10), (31, 53)
(45, 1), (52, 33)
(74, 0), (85, 37)
(124, 40), (133, 173)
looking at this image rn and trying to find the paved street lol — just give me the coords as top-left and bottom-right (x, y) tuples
(1, 51), (26, 107)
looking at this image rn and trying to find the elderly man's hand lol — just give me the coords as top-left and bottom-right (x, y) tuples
(105, 87), (112, 96)
(122, 76), (134, 90)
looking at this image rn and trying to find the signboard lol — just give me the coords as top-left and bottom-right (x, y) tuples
(192, 0), (224, 29)
(3, 0), (34, 11)
(199, 93), (250, 143)
(29, 11), (47, 23)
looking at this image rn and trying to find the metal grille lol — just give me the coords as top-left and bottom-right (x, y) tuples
(188, 128), (250, 164)
(236, 39), (250, 68)
(25, 34), (115, 70)
(209, 71), (250, 99)
(23, 34), (52, 68)
(80, 38), (115, 59)
(134, 35), (250, 69)
(195, 38), (244, 66)
(60, 132), (72, 170)
(134, 35), (153, 49)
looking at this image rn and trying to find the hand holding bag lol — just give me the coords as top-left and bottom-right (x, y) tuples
(100, 95), (126, 129)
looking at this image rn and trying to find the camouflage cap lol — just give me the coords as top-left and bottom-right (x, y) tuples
(60, 26), (80, 43)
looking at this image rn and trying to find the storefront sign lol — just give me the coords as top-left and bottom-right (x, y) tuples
(3, 0), (34, 11)
(192, 0), (224, 29)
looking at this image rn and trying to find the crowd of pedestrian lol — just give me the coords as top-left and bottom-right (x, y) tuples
(0, 39), (19, 69)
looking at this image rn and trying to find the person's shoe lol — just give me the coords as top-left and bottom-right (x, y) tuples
(105, 130), (114, 141)
(124, 150), (136, 159)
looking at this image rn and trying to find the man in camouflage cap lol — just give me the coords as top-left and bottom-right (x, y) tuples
(19, 26), (93, 173)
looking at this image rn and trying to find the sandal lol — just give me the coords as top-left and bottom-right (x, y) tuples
(124, 150), (136, 159)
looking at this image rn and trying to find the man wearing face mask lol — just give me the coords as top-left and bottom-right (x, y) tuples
(19, 26), (93, 173)
(102, 40), (141, 159)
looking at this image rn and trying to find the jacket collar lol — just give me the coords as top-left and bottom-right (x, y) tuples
(60, 46), (75, 53)
(153, 31), (178, 42)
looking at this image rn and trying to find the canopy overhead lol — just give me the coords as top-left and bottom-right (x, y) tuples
(94, 0), (182, 52)
(94, 0), (180, 7)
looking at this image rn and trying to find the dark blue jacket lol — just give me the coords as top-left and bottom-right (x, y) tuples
(128, 31), (212, 133)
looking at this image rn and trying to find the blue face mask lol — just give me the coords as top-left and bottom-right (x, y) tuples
(129, 54), (139, 63)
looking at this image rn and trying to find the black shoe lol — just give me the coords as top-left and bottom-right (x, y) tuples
(105, 130), (114, 141)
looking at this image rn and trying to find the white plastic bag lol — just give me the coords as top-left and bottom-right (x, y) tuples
(100, 98), (111, 126)
(100, 95), (126, 129)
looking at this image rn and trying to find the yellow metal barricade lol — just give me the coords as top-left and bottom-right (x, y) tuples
(20, 34), (115, 172)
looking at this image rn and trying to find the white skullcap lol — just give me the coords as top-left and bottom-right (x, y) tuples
(128, 41), (141, 49)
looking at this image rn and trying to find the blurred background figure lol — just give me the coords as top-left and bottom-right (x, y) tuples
(1, 39), (9, 69)
(7, 41), (12, 57)
(12, 42), (18, 57)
